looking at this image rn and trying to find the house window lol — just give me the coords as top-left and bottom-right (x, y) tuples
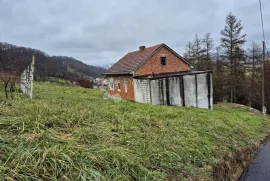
(109, 78), (114, 90)
(117, 81), (121, 91)
(160, 55), (166, 66)
(124, 79), (127, 93)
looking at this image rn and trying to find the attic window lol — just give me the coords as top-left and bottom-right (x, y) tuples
(160, 55), (166, 66)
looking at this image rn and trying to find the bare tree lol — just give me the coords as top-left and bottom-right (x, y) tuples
(0, 43), (30, 99)
(193, 35), (203, 70)
(184, 41), (195, 66)
(247, 43), (262, 106)
(0, 44), (16, 98)
(212, 46), (227, 102)
(202, 33), (214, 70)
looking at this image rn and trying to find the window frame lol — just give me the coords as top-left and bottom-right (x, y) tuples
(160, 55), (166, 66)
(109, 78), (114, 90)
(117, 81), (121, 92)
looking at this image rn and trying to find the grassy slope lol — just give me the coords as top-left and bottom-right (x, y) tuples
(0, 83), (270, 180)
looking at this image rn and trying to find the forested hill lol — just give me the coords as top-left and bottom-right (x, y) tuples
(0, 42), (106, 79)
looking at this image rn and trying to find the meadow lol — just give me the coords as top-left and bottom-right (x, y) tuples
(0, 82), (270, 180)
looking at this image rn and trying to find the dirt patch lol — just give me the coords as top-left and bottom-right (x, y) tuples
(212, 133), (270, 181)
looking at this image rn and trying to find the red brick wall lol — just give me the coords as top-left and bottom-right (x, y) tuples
(135, 46), (191, 76)
(107, 76), (135, 101)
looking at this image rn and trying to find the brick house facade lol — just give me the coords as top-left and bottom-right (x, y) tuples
(103, 43), (193, 101)
(107, 76), (135, 100)
(135, 46), (191, 76)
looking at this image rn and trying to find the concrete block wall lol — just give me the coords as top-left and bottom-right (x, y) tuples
(197, 74), (210, 109)
(134, 79), (151, 104)
(183, 75), (196, 107)
(134, 72), (213, 109)
(168, 77), (182, 106)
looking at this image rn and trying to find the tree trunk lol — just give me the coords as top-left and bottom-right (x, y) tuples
(230, 44), (233, 103)
(4, 83), (9, 99)
(10, 83), (15, 99)
(250, 47), (255, 107)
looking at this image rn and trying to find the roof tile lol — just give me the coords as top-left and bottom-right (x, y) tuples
(105, 44), (163, 74)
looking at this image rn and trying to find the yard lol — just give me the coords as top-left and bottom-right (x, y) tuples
(0, 82), (270, 180)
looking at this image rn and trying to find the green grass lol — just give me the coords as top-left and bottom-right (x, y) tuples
(0, 82), (270, 180)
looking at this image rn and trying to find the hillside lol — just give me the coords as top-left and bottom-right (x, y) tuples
(0, 83), (270, 180)
(0, 42), (105, 79)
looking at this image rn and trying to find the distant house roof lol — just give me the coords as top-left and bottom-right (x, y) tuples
(104, 43), (192, 75)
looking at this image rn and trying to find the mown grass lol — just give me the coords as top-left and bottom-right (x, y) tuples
(0, 82), (270, 180)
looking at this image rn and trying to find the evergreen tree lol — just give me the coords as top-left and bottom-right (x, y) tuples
(220, 12), (246, 103)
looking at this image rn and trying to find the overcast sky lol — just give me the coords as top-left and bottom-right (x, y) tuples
(0, 0), (269, 66)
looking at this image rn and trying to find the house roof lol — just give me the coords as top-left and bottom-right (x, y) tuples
(134, 70), (212, 80)
(104, 43), (192, 75)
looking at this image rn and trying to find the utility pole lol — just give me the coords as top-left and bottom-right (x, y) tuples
(262, 41), (266, 116)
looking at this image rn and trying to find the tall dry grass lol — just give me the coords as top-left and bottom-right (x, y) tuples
(0, 82), (270, 180)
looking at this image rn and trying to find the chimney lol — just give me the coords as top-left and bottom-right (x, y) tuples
(139, 46), (145, 51)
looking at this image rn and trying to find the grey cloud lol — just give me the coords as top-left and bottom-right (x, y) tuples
(0, 0), (269, 66)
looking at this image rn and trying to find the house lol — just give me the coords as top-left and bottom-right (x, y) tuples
(95, 77), (108, 86)
(103, 43), (213, 109)
(93, 77), (107, 90)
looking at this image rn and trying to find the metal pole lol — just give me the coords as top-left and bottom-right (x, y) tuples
(262, 41), (266, 116)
